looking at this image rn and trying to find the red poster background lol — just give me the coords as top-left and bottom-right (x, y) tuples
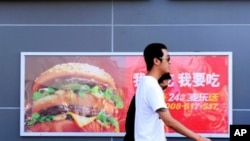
(22, 54), (230, 136)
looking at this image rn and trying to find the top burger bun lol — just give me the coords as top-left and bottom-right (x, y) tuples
(32, 63), (116, 93)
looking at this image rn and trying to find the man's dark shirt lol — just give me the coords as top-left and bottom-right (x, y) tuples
(123, 95), (135, 141)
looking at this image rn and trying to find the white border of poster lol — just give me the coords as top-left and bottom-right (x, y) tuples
(20, 52), (232, 138)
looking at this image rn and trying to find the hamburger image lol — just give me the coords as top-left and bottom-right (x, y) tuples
(25, 63), (124, 132)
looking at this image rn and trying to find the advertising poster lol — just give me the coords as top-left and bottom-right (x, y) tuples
(20, 52), (232, 137)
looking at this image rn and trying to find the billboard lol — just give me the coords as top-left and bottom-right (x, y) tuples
(20, 52), (232, 137)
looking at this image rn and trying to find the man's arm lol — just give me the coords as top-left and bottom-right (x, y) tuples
(156, 108), (211, 141)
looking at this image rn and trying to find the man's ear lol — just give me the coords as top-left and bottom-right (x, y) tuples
(153, 58), (161, 65)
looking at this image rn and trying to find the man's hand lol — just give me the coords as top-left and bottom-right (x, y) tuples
(200, 136), (211, 141)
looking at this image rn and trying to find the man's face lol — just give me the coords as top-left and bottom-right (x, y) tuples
(159, 49), (170, 73)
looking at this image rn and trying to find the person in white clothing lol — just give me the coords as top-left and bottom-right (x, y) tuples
(134, 43), (212, 141)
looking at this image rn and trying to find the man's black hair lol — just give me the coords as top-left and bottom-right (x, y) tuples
(158, 73), (171, 84)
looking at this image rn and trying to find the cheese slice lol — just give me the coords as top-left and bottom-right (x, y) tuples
(68, 112), (96, 128)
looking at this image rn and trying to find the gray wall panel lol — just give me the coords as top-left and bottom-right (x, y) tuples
(233, 111), (250, 124)
(114, 26), (250, 52)
(0, 109), (20, 141)
(0, 1), (112, 24)
(0, 26), (112, 52)
(114, 0), (250, 24)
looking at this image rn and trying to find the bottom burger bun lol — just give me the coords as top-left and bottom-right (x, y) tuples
(27, 119), (118, 132)
(25, 63), (123, 132)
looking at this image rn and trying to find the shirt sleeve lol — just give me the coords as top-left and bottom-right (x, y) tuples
(145, 81), (167, 112)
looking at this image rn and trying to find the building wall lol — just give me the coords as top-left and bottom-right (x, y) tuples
(1, 0), (250, 141)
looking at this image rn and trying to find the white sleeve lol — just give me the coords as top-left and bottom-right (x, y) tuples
(146, 82), (167, 112)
